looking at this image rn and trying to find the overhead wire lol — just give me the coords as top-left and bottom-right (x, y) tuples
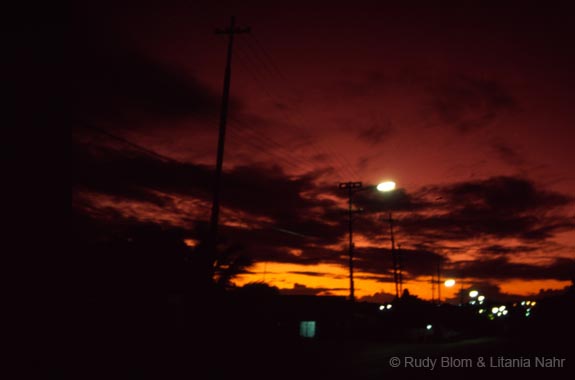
(229, 36), (359, 181)
(241, 33), (361, 181)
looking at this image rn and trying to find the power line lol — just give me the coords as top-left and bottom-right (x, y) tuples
(227, 127), (312, 173)
(230, 33), (361, 181)
(228, 116), (319, 173)
(232, 49), (350, 178)
(247, 34), (287, 81)
(76, 123), (182, 164)
(244, 33), (361, 180)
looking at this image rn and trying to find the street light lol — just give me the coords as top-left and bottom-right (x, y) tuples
(444, 279), (456, 287)
(377, 181), (396, 192)
(339, 180), (396, 303)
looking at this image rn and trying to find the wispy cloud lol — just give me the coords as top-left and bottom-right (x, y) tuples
(427, 76), (515, 133)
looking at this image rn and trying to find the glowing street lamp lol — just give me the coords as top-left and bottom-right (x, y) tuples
(444, 279), (456, 287)
(377, 181), (396, 192)
(469, 290), (479, 298)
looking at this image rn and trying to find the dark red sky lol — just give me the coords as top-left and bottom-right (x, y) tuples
(72, 0), (575, 301)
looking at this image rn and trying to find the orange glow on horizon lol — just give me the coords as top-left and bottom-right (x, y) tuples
(234, 262), (571, 301)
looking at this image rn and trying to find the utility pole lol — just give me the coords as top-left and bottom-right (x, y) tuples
(208, 17), (250, 275)
(437, 258), (442, 304)
(388, 212), (400, 299)
(431, 274), (436, 304)
(339, 181), (363, 303)
(397, 243), (403, 295)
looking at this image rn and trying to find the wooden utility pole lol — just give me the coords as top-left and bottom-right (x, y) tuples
(339, 181), (363, 302)
(437, 258), (442, 304)
(208, 17), (250, 273)
(388, 212), (400, 299)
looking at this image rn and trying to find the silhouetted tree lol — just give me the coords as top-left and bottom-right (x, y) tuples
(237, 281), (280, 297)
(189, 222), (253, 290)
(212, 243), (253, 289)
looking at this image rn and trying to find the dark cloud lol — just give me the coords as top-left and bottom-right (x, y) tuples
(356, 121), (394, 146)
(73, 139), (574, 286)
(491, 141), (526, 167)
(353, 246), (445, 280)
(69, 22), (225, 126)
(455, 257), (575, 281)
(353, 186), (427, 213)
(219, 227), (341, 266)
(73, 130), (346, 254)
(72, 132), (212, 207)
(359, 291), (395, 304)
(400, 176), (573, 242)
(221, 166), (331, 224)
(289, 271), (332, 277)
(479, 244), (539, 256)
(428, 76), (515, 133)
(279, 283), (339, 296)
(443, 176), (570, 213)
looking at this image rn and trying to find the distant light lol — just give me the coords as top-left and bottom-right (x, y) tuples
(379, 305), (385, 311)
(444, 279), (456, 287)
(525, 312), (530, 317)
(497, 312), (502, 317)
(531, 301), (536, 306)
(377, 181), (396, 192)
(469, 290), (479, 298)
(386, 304), (392, 310)
(521, 301), (526, 306)
(183, 238), (198, 247)
(478, 295), (485, 302)
(526, 308), (531, 312)
(478, 309), (485, 314)
(499, 305), (506, 311)
(502, 310), (508, 315)
(492, 307), (500, 314)
(470, 300), (476, 305)
(426, 324), (433, 330)
(526, 301), (531, 306)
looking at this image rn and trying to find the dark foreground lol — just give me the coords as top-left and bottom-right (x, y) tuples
(61, 292), (574, 379)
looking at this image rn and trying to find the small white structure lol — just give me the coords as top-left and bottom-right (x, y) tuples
(299, 321), (316, 338)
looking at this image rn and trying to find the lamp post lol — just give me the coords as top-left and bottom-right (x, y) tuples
(376, 181), (400, 298)
(339, 181), (362, 303)
(339, 180), (396, 303)
(387, 211), (400, 299)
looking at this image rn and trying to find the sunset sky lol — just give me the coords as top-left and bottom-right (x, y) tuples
(72, 0), (575, 302)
